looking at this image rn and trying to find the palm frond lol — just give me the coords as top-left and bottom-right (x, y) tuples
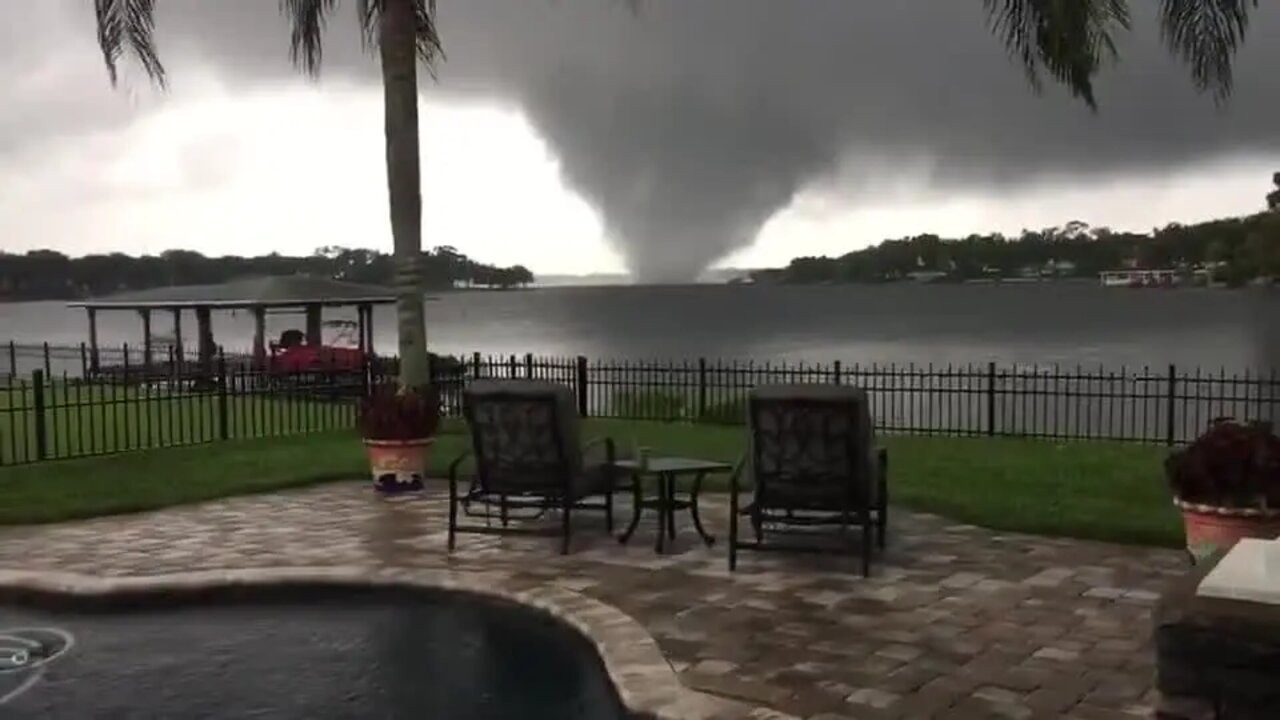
(356, 0), (445, 74)
(984, 0), (1131, 110)
(280, 0), (340, 76)
(93, 0), (165, 87)
(1159, 0), (1257, 102)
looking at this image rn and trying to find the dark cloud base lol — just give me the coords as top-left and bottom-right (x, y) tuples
(34, 0), (1280, 279)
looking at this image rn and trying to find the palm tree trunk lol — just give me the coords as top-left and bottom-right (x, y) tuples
(379, 0), (429, 389)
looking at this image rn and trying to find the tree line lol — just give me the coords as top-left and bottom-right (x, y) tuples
(754, 211), (1280, 287)
(0, 246), (534, 301)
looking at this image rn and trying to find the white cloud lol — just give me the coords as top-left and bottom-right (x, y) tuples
(4, 83), (1274, 276)
(0, 0), (1276, 278)
(720, 154), (1280, 269)
(0, 85), (625, 274)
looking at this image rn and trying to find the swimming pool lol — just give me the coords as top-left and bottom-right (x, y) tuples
(0, 582), (636, 719)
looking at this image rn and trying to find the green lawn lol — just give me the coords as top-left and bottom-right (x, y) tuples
(0, 419), (1183, 547)
(0, 381), (352, 464)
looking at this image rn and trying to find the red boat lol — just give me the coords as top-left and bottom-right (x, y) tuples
(267, 321), (367, 374)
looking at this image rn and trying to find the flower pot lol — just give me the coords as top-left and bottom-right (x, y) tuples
(363, 437), (434, 497)
(1176, 499), (1280, 564)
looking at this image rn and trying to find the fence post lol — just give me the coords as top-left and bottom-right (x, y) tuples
(122, 343), (131, 384)
(833, 360), (842, 386)
(32, 369), (47, 461)
(42, 342), (51, 379)
(986, 361), (997, 436)
(217, 352), (229, 441)
(80, 342), (89, 379)
(509, 354), (518, 379)
(525, 352), (534, 379)
(472, 351), (483, 380)
(7, 340), (15, 379)
(1165, 364), (1177, 446)
(576, 356), (589, 417)
(697, 357), (708, 418)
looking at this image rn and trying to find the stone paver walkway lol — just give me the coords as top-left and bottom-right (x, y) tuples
(0, 483), (1187, 719)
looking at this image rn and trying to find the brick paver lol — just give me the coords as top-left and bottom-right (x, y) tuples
(0, 483), (1186, 719)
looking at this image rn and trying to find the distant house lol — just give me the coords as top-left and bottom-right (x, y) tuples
(906, 270), (949, 283)
(1099, 269), (1179, 287)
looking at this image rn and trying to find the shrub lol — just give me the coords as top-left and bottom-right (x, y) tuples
(610, 390), (689, 420)
(1166, 417), (1280, 510)
(358, 384), (440, 441)
(698, 397), (747, 425)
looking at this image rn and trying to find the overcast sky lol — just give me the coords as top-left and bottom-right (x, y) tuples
(1, 1), (1278, 280)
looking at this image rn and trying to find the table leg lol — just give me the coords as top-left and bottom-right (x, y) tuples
(689, 471), (715, 546)
(666, 474), (678, 541)
(618, 473), (643, 544)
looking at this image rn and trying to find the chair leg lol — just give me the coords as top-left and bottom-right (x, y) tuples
(728, 474), (739, 572)
(447, 477), (458, 552)
(561, 495), (572, 555)
(860, 506), (872, 578)
(877, 450), (889, 549)
(605, 486), (615, 533)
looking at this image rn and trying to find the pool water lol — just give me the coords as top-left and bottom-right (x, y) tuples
(0, 588), (629, 719)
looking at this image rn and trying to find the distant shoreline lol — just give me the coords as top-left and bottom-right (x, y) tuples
(4, 277), (1271, 303)
(0, 286), (535, 304)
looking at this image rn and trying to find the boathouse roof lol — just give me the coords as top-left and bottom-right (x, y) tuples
(69, 275), (397, 310)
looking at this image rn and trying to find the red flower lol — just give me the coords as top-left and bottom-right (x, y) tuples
(1167, 418), (1280, 510)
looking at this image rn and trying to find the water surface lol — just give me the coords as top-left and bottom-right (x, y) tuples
(3, 283), (1277, 370)
(0, 591), (626, 719)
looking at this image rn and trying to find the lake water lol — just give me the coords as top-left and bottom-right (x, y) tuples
(3, 283), (1279, 371)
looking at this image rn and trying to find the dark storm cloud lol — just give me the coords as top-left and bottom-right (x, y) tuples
(0, 2), (147, 159)
(16, 0), (1280, 279)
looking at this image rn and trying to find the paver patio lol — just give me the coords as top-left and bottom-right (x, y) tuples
(0, 482), (1187, 719)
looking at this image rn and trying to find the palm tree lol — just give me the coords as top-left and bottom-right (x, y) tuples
(91, 0), (441, 390)
(984, 0), (1258, 108)
(995, 0), (1274, 425)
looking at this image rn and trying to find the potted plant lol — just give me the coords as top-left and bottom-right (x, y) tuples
(358, 383), (440, 498)
(1166, 417), (1280, 562)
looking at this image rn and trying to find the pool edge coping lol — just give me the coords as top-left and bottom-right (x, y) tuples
(0, 565), (706, 720)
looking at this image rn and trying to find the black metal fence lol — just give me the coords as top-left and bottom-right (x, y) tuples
(3, 342), (1279, 466)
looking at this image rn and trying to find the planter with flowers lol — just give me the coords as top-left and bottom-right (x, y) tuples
(359, 384), (440, 498)
(1165, 417), (1280, 563)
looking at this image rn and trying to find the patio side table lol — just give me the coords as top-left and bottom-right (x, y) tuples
(614, 457), (731, 554)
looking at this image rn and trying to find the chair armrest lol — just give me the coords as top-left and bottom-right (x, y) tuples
(582, 436), (616, 464)
(729, 452), (749, 494)
(447, 450), (473, 481)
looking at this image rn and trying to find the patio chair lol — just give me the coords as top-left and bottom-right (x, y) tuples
(728, 384), (888, 576)
(447, 379), (618, 554)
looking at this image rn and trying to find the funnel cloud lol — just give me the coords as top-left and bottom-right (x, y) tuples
(6, 1), (1280, 280)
